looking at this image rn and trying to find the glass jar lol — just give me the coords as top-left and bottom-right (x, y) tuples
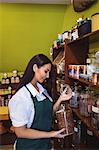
(91, 96), (99, 130)
(56, 107), (74, 136)
(91, 105), (99, 130)
(72, 119), (82, 145)
(79, 92), (89, 117)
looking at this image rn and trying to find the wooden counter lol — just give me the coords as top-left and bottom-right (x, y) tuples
(0, 106), (9, 121)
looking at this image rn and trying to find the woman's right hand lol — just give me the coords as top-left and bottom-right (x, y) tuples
(50, 128), (67, 138)
(58, 85), (72, 103)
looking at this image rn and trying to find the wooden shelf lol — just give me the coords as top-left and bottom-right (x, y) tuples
(0, 107), (9, 121)
(0, 83), (19, 89)
(0, 114), (9, 121)
(68, 76), (99, 88)
(72, 108), (99, 138)
(52, 45), (64, 61)
(0, 84), (10, 89)
(52, 29), (99, 142)
(67, 30), (99, 46)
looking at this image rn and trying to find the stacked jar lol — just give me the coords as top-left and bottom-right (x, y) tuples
(91, 95), (99, 130)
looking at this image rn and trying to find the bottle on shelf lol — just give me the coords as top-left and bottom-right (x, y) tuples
(1, 73), (10, 85)
(62, 30), (72, 42)
(79, 88), (89, 117)
(70, 82), (79, 108)
(72, 119), (82, 145)
(11, 70), (20, 84)
(91, 94), (99, 130)
(71, 25), (79, 41)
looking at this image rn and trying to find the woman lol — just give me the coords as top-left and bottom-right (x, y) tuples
(9, 54), (72, 150)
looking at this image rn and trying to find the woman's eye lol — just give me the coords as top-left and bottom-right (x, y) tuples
(45, 71), (48, 73)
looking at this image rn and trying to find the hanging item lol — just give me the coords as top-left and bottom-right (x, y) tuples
(73, 0), (97, 12)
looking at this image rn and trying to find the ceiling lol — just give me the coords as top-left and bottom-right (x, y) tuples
(0, 0), (71, 4)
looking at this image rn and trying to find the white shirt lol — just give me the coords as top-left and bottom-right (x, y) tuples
(8, 82), (53, 128)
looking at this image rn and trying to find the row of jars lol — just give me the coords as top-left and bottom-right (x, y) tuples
(0, 95), (11, 106)
(0, 70), (23, 84)
(56, 81), (99, 130)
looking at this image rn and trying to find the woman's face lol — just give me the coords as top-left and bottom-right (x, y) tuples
(34, 63), (51, 83)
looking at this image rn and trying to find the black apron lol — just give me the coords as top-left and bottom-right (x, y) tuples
(16, 86), (53, 150)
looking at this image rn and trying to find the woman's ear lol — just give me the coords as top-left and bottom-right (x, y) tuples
(33, 64), (38, 72)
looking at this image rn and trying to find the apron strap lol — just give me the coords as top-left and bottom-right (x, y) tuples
(25, 85), (35, 100)
(25, 85), (48, 99)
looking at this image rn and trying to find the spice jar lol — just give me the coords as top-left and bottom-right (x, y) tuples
(79, 92), (89, 117)
(56, 106), (74, 136)
(91, 96), (99, 130)
(92, 73), (99, 85)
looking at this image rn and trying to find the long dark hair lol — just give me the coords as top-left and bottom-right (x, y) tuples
(16, 54), (52, 92)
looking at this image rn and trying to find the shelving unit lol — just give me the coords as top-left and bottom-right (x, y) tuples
(65, 29), (99, 134)
(64, 30), (99, 84)
(0, 82), (19, 145)
(72, 108), (99, 138)
(52, 30), (99, 149)
(68, 76), (99, 88)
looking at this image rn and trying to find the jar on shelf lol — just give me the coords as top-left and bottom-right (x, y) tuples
(71, 26), (79, 40)
(1, 73), (10, 84)
(92, 73), (99, 85)
(58, 34), (63, 44)
(91, 95), (99, 130)
(79, 91), (89, 117)
(72, 120), (82, 145)
(11, 70), (20, 83)
(70, 83), (79, 108)
(62, 30), (72, 41)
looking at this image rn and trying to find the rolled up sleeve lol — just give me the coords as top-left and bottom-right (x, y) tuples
(8, 95), (29, 127)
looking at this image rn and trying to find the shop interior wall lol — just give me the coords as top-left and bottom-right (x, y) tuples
(0, 3), (66, 72)
(62, 1), (99, 32)
(62, 1), (99, 59)
(0, 2), (99, 72)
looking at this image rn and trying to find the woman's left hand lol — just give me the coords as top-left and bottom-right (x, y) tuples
(58, 85), (72, 102)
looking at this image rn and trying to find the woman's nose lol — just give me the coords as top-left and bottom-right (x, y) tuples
(46, 72), (49, 78)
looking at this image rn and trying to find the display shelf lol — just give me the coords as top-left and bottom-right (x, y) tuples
(52, 45), (64, 61)
(67, 30), (99, 46)
(72, 108), (99, 138)
(0, 83), (18, 145)
(65, 30), (99, 138)
(0, 82), (18, 97)
(0, 83), (19, 89)
(11, 83), (19, 90)
(0, 114), (9, 121)
(0, 93), (11, 96)
(0, 84), (10, 89)
(52, 29), (99, 142)
(0, 106), (9, 121)
(68, 76), (99, 88)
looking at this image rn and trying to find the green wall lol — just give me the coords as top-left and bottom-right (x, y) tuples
(0, 2), (99, 72)
(62, 1), (99, 32)
(0, 3), (66, 72)
(62, 1), (99, 57)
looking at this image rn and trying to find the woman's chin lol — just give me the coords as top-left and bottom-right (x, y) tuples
(38, 79), (45, 83)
